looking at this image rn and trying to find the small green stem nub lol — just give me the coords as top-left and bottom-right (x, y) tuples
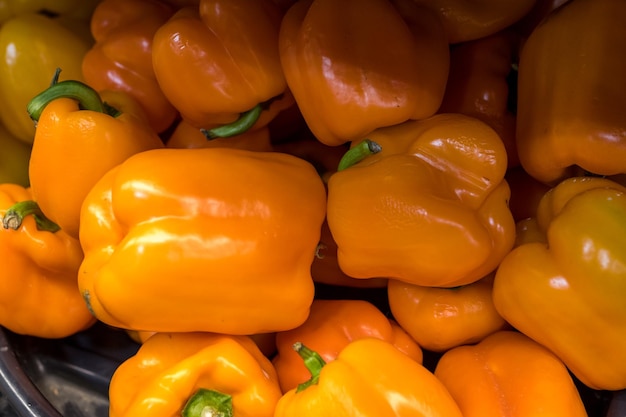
(2, 200), (60, 233)
(201, 104), (263, 140)
(182, 388), (233, 417)
(337, 139), (382, 171)
(27, 68), (120, 122)
(294, 342), (326, 393)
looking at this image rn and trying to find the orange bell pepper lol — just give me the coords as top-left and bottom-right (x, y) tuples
(273, 135), (387, 287)
(387, 273), (508, 352)
(273, 299), (423, 393)
(78, 147), (327, 335)
(410, 0), (537, 43)
(493, 176), (626, 390)
(274, 338), (463, 417)
(279, 0), (449, 146)
(434, 330), (588, 417)
(438, 29), (521, 168)
(82, 0), (179, 134)
(0, 184), (95, 338)
(109, 332), (282, 417)
(327, 113), (515, 287)
(26, 74), (164, 239)
(516, 0), (626, 184)
(166, 119), (274, 152)
(152, 0), (293, 136)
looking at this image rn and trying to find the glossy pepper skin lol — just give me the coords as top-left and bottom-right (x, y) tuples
(388, 273), (508, 352)
(434, 331), (588, 417)
(279, 0), (449, 147)
(82, 0), (179, 134)
(516, 0), (626, 184)
(410, 0), (537, 43)
(27, 78), (164, 239)
(78, 147), (327, 335)
(272, 299), (423, 393)
(109, 332), (282, 417)
(493, 176), (626, 390)
(438, 29), (520, 168)
(274, 338), (463, 417)
(152, 0), (292, 133)
(0, 184), (95, 338)
(0, 13), (92, 144)
(327, 113), (515, 287)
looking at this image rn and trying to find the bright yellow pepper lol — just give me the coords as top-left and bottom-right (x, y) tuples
(109, 332), (282, 417)
(327, 113), (515, 288)
(78, 147), (327, 335)
(0, 0), (101, 23)
(493, 176), (626, 390)
(0, 13), (92, 143)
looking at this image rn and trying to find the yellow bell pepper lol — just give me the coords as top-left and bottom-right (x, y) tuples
(0, 184), (95, 338)
(493, 176), (626, 390)
(327, 113), (515, 287)
(78, 147), (327, 335)
(109, 332), (282, 417)
(0, 13), (92, 143)
(274, 338), (463, 417)
(0, 0), (101, 23)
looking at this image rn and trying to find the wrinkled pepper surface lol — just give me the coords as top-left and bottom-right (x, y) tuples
(109, 332), (282, 417)
(327, 113), (515, 287)
(272, 299), (423, 393)
(0, 184), (95, 338)
(493, 176), (626, 390)
(82, 0), (178, 134)
(434, 330), (588, 417)
(27, 76), (164, 239)
(0, 13), (92, 144)
(279, 0), (449, 146)
(388, 273), (508, 352)
(152, 0), (292, 135)
(438, 29), (520, 167)
(274, 338), (463, 417)
(78, 147), (327, 335)
(516, 0), (626, 184)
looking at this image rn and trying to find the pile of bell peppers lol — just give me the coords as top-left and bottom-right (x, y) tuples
(0, 0), (625, 415)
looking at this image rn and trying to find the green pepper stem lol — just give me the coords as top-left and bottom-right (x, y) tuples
(182, 388), (233, 417)
(293, 342), (326, 393)
(2, 200), (60, 232)
(337, 139), (382, 171)
(27, 68), (120, 122)
(201, 104), (263, 140)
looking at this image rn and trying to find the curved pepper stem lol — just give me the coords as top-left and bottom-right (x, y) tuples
(182, 388), (233, 417)
(293, 342), (326, 393)
(337, 139), (382, 171)
(201, 104), (263, 140)
(2, 200), (60, 232)
(27, 68), (121, 123)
